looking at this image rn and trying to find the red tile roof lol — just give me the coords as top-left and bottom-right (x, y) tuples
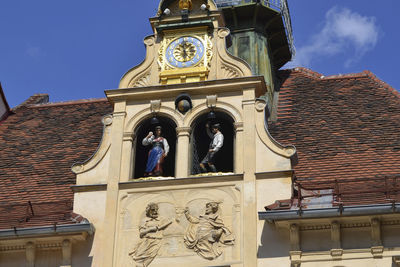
(268, 68), (400, 209)
(1, 67), (399, 227)
(0, 94), (112, 229)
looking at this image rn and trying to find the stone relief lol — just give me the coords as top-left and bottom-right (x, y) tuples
(184, 202), (235, 260)
(119, 187), (239, 266)
(129, 203), (173, 267)
(128, 200), (235, 265)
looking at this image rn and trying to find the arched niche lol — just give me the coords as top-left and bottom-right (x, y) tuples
(190, 111), (234, 175)
(133, 116), (177, 178)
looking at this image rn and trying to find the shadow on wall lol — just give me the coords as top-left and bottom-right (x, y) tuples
(257, 221), (291, 258)
(72, 235), (94, 266)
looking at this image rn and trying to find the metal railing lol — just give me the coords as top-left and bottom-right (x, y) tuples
(295, 176), (400, 209)
(215, 0), (295, 57)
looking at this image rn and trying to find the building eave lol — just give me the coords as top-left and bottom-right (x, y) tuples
(259, 203), (400, 222)
(0, 223), (94, 240)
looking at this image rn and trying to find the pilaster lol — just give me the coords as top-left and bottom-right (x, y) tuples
(241, 88), (257, 266)
(120, 132), (134, 182)
(102, 101), (127, 267)
(61, 239), (72, 267)
(25, 242), (35, 267)
(234, 122), (244, 174)
(175, 127), (191, 178)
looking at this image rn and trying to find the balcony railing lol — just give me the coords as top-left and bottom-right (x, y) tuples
(215, 0), (295, 57)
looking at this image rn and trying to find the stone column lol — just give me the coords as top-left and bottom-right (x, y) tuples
(101, 101), (127, 267)
(234, 122), (244, 174)
(175, 127), (191, 178)
(241, 88), (257, 266)
(120, 132), (134, 182)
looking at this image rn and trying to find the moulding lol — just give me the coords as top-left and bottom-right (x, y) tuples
(254, 98), (296, 159)
(215, 28), (252, 79)
(71, 115), (112, 174)
(70, 184), (108, 193)
(119, 36), (157, 89)
(120, 174), (243, 190)
(255, 170), (293, 180)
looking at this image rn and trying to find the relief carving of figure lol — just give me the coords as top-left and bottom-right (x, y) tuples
(183, 202), (234, 260)
(200, 123), (224, 173)
(129, 203), (172, 267)
(142, 126), (169, 176)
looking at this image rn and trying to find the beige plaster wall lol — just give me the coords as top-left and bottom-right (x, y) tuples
(76, 151), (111, 185)
(256, 177), (292, 211)
(257, 221), (291, 267)
(73, 191), (107, 266)
(71, 236), (94, 267)
(255, 137), (291, 173)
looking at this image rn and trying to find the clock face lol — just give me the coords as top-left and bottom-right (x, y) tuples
(165, 36), (205, 68)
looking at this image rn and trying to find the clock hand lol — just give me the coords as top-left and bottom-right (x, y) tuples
(181, 41), (188, 60)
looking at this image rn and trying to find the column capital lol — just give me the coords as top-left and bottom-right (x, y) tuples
(234, 122), (244, 132)
(176, 127), (192, 136)
(123, 132), (135, 142)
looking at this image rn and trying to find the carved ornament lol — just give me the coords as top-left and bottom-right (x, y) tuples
(206, 95), (217, 108)
(150, 100), (161, 113)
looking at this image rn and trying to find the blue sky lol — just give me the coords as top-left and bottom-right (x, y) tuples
(0, 0), (399, 108)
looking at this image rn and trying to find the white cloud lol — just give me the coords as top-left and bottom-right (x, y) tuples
(25, 45), (42, 59)
(286, 7), (379, 68)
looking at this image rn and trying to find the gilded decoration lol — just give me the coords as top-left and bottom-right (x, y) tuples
(179, 0), (192, 11)
(158, 28), (213, 84)
(158, 30), (213, 71)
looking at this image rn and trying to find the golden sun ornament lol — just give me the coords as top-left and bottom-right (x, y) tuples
(179, 0), (193, 10)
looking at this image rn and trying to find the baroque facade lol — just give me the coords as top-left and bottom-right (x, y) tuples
(0, 0), (399, 267)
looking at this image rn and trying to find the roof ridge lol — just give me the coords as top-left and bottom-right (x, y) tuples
(363, 70), (400, 99)
(29, 97), (109, 108)
(13, 94), (49, 110)
(292, 67), (323, 79)
(291, 67), (371, 81)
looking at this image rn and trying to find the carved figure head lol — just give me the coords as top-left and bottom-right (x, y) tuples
(205, 202), (219, 215)
(146, 203), (159, 219)
(155, 126), (162, 137)
(211, 123), (221, 134)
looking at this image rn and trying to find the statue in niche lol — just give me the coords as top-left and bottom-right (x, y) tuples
(129, 203), (172, 267)
(199, 123), (224, 173)
(183, 202), (235, 260)
(142, 126), (169, 176)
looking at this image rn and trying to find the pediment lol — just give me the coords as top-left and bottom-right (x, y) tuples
(118, 0), (251, 89)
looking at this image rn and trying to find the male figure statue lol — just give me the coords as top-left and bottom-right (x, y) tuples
(184, 202), (234, 260)
(200, 123), (224, 173)
(129, 203), (172, 267)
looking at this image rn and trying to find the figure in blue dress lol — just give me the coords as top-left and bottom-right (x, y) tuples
(142, 126), (169, 177)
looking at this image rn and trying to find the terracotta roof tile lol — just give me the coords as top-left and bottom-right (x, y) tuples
(0, 97), (112, 229)
(269, 68), (400, 208)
